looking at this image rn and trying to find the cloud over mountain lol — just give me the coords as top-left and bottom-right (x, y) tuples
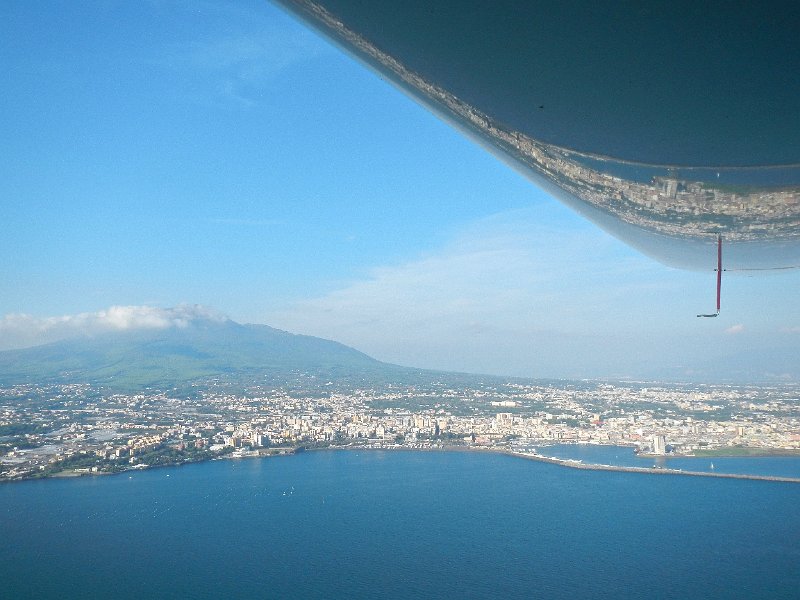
(0, 305), (227, 351)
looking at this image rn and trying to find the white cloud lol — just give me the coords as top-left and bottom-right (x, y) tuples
(725, 324), (746, 335)
(266, 207), (690, 377)
(0, 305), (227, 351)
(158, 18), (327, 107)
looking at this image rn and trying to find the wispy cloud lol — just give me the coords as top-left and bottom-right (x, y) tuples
(206, 217), (285, 227)
(0, 305), (227, 351)
(725, 324), (746, 335)
(157, 13), (327, 107)
(266, 207), (682, 377)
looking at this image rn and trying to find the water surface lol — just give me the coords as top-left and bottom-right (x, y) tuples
(1, 450), (798, 599)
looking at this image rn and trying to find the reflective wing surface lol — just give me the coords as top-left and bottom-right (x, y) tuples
(273, 0), (800, 270)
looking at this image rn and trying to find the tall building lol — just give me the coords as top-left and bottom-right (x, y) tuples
(652, 435), (667, 455)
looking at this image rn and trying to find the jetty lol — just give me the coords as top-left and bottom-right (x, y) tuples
(501, 449), (800, 484)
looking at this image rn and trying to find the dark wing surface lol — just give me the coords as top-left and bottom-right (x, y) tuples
(273, 1), (800, 271)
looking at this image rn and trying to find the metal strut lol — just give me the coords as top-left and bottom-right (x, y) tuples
(697, 234), (722, 318)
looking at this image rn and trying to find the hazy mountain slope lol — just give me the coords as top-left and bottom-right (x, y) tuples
(0, 319), (386, 389)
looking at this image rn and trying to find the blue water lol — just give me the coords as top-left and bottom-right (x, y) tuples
(1, 450), (799, 599)
(538, 444), (800, 479)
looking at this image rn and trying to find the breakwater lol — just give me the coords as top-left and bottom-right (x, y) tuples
(501, 449), (800, 484)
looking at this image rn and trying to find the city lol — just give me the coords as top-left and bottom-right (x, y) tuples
(2, 376), (799, 482)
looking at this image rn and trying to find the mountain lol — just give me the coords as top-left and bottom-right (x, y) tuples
(0, 318), (389, 390)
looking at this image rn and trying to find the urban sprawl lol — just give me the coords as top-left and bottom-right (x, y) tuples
(2, 378), (798, 481)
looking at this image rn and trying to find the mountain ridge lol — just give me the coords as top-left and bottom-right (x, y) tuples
(0, 318), (390, 390)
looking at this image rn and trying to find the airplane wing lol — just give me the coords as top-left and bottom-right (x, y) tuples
(272, 0), (800, 271)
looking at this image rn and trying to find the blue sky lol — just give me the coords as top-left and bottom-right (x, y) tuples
(1, 1), (798, 381)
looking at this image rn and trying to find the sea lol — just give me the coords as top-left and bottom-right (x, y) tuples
(1, 449), (799, 599)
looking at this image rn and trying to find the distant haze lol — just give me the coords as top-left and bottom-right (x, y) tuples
(1, 301), (798, 384)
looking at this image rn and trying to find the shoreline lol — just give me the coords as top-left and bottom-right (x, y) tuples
(271, 445), (800, 485)
(5, 443), (800, 485)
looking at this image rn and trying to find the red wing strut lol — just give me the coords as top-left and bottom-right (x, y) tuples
(697, 234), (722, 318)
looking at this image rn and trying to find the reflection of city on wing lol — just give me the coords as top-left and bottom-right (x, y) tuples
(516, 151), (799, 244)
(284, 0), (800, 266)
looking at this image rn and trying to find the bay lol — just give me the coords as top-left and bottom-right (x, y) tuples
(1, 450), (798, 599)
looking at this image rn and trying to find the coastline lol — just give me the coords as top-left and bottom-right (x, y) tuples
(260, 444), (800, 485)
(5, 443), (800, 485)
